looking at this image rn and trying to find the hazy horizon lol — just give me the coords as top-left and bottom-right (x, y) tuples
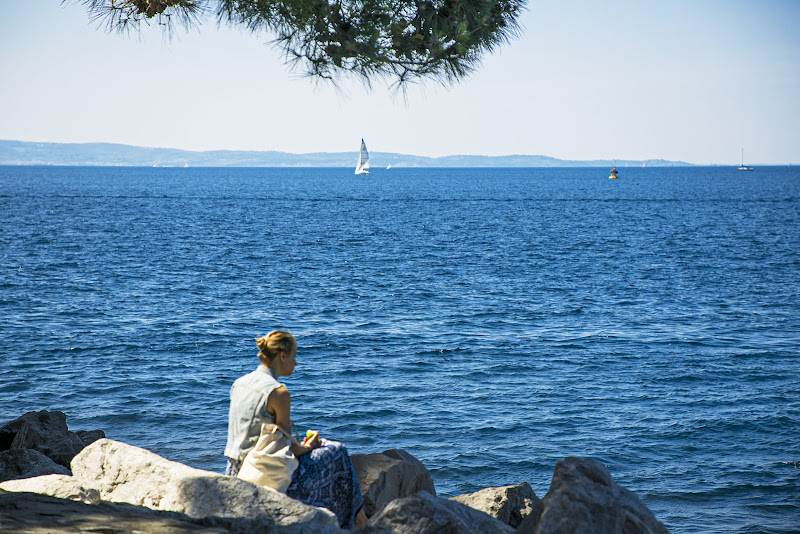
(1, 138), (700, 167)
(0, 138), (781, 166)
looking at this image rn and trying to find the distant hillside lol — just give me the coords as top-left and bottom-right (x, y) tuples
(0, 140), (692, 168)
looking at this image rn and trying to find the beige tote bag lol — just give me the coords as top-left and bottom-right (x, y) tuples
(237, 422), (299, 492)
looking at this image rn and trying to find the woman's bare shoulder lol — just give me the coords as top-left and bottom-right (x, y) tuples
(269, 384), (290, 403)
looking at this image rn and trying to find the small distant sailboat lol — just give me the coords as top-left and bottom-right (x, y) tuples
(738, 148), (754, 171)
(355, 139), (370, 175)
(386, 164), (392, 170)
(609, 166), (619, 179)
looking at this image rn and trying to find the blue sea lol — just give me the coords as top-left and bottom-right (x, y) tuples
(1, 165), (798, 533)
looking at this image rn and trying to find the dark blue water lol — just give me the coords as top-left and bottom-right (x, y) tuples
(1, 166), (798, 532)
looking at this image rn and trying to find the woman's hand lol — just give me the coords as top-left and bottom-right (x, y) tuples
(293, 438), (319, 456)
(301, 430), (320, 448)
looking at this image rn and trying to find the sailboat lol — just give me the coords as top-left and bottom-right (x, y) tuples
(355, 139), (370, 175)
(738, 148), (754, 171)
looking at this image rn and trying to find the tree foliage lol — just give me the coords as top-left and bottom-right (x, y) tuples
(73, 0), (525, 86)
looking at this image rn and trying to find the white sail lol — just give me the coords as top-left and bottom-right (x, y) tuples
(738, 148), (754, 171)
(355, 139), (370, 175)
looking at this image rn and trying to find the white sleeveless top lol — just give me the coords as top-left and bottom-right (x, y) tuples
(224, 365), (282, 460)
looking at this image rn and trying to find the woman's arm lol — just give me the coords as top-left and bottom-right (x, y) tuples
(267, 385), (317, 456)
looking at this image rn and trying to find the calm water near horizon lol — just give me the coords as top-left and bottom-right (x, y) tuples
(1, 165), (798, 533)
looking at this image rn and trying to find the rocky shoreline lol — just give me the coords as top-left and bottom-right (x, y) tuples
(1, 410), (668, 533)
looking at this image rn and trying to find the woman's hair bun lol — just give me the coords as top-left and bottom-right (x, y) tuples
(256, 330), (295, 364)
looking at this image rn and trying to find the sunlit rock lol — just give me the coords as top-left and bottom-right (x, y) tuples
(0, 473), (100, 504)
(351, 449), (436, 516)
(515, 457), (669, 534)
(362, 490), (514, 533)
(451, 482), (540, 528)
(71, 439), (339, 533)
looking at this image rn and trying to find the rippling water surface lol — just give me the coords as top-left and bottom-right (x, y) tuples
(1, 166), (798, 532)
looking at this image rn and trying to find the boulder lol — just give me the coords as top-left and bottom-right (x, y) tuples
(0, 473), (101, 504)
(0, 410), (102, 467)
(70, 439), (340, 533)
(351, 449), (436, 516)
(515, 457), (668, 534)
(360, 490), (514, 534)
(0, 490), (230, 533)
(76, 429), (106, 447)
(451, 482), (541, 528)
(0, 448), (71, 482)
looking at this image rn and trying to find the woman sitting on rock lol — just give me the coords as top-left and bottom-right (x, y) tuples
(224, 330), (367, 529)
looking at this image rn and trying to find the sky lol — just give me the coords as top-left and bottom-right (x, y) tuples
(1, 0), (798, 165)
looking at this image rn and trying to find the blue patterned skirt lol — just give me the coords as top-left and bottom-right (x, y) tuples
(226, 439), (363, 529)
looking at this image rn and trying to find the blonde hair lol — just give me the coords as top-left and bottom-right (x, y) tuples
(256, 331), (296, 365)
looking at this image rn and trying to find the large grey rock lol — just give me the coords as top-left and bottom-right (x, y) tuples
(351, 449), (436, 516)
(0, 473), (101, 504)
(0, 490), (230, 533)
(0, 410), (100, 467)
(70, 439), (340, 533)
(360, 490), (514, 534)
(0, 448), (71, 482)
(515, 457), (668, 534)
(451, 482), (541, 528)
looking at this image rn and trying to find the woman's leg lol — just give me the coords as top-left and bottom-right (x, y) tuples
(355, 507), (368, 527)
(225, 457), (242, 477)
(286, 440), (364, 529)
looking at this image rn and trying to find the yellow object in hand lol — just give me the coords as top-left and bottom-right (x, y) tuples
(304, 429), (320, 446)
